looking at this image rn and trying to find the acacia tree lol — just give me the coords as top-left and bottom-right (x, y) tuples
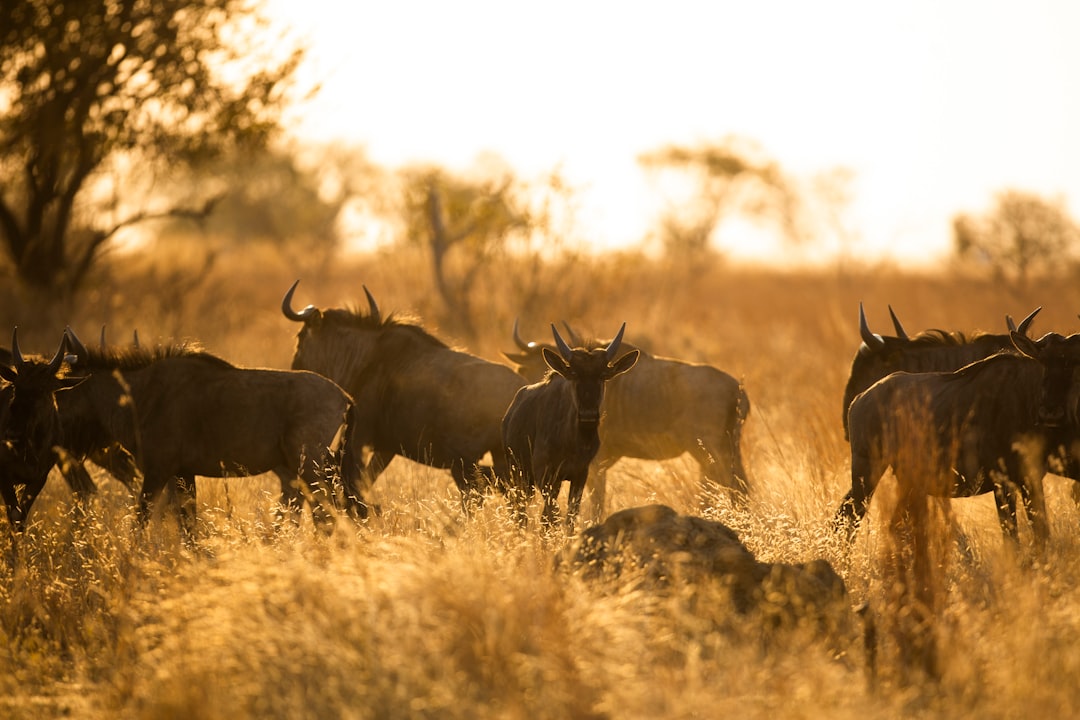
(953, 190), (1080, 288)
(398, 162), (554, 338)
(639, 137), (805, 260)
(0, 0), (305, 297)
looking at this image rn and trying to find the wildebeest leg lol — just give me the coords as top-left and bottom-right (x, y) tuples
(360, 449), (394, 498)
(136, 471), (170, 527)
(175, 475), (198, 544)
(694, 438), (749, 508)
(271, 471), (306, 530)
(583, 457), (610, 525)
(58, 459), (96, 526)
(88, 443), (141, 492)
(501, 447), (531, 527)
(566, 473), (588, 533)
(304, 458), (339, 534)
(450, 461), (486, 515)
(538, 473), (563, 529)
(991, 478), (1020, 542)
(56, 454), (98, 499)
(1, 480), (24, 532)
(1013, 433), (1050, 552)
(539, 490), (561, 529)
(834, 444), (880, 542)
(338, 439), (369, 520)
(51, 447), (97, 526)
(10, 473), (50, 533)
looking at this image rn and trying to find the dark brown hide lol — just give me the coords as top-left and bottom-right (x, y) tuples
(503, 322), (749, 518)
(282, 280), (525, 508)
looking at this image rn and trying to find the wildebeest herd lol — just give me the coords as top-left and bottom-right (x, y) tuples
(4, 284), (1080, 664)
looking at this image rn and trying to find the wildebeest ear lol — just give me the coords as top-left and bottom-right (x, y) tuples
(1010, 330), (1039, 359)
(57, 375), (88, 391)
(541, 347), (572, 378)
(604, 349), (639, 380)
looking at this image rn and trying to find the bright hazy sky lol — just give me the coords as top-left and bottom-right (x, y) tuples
(268, 0), (1080, 266)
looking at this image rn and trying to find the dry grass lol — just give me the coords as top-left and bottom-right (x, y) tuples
(3, 249), (1080, 718)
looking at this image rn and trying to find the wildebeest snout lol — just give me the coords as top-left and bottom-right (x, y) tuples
(577, 408), (601, 424)
(1037, 403), (1067, 427)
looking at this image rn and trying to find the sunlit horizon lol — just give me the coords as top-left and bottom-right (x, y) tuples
(267, 0), (1080, 267)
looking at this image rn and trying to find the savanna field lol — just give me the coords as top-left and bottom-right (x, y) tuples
(3, 247), (1080, 719)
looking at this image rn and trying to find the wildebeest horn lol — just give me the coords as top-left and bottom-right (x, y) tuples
(281, 280), (319, 322)
(551, 323), (573, 359)
(605, 322), (627, 362)
(64, 325), (89, 358)
(47, 334), (65, 373)
(512, 318), (531, 350)
(362, 285), (380, 322)
(11, 327), (24, 367)
(561, 321), (584, 347)
(858, 303), (886, 351)
(1007, 307), (1041, 334)
(1016, 307), (1041, 336)
(887, 305), (908, 340)
(133, 329), (140, 348)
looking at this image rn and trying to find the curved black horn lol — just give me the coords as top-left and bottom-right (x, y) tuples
(858, 303), (886, 352)
(605, 322), (627, 362)
(281, 280), (318, 323)
(362, 285), (381, 322)
(64, 325), (89, 358)
(1016, 306), (1041, 336)
(133, 329), (140, 348)
(887, 305), (908, 340)
(46, 334), (65, 373)
(551, 323), (573, 358)
(512, 318), (531, 350)
(11, 327), (24, 367)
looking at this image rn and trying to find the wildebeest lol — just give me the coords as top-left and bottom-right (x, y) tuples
(501, 323), (639, 530)
(0, 330), (85, 531)
(834, 330), (1080, 548)
(842, 303), (1051, 535)
(61, 328), (358, 539)
(2, 327), (146, 501)
(503, 320), (750, 519)
(281, 280), (527, 508)
(842, 303), (1041, 440)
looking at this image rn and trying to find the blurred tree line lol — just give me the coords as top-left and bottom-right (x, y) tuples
(2, 0), (1077, 336)
(952, 191), (1080, 288)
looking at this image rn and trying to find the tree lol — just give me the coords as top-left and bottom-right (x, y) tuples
(397, 159), (561, 338)
(0, 0), (306, 297)
(638, 136), (804, 260)
(953, 190), (1080, 287)
(155, 142), (379, 272)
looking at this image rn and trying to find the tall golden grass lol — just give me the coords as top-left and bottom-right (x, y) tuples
(3, 248), (1080, 718)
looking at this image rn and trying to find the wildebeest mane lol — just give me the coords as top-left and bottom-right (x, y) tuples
(858, 328), (995, 355)
(72, 342), (233, 371)
(322, 307), (450, 350)
(948, 349), (1034, 381)
(906, 328), (995, 346)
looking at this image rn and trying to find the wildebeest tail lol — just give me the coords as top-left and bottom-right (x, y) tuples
(731, 383), (751, 496)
